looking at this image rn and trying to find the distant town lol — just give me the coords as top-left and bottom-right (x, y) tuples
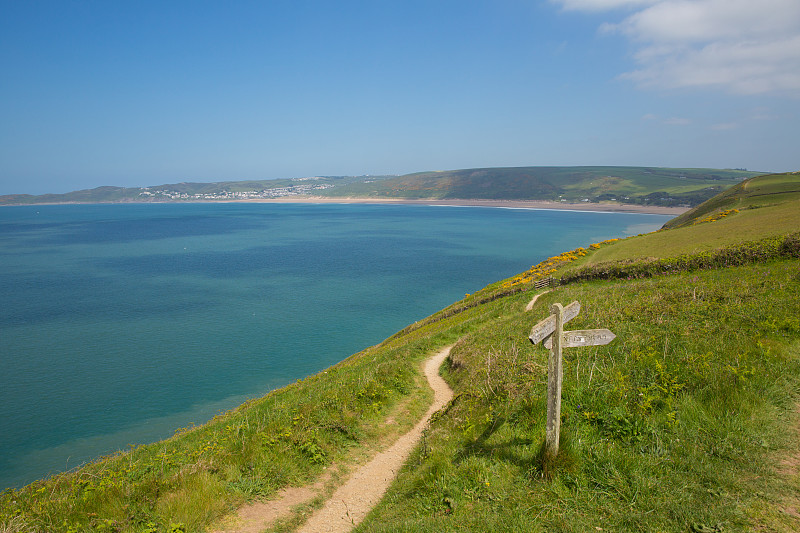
(138, 182), (335, 201)
(139, 184), (335, 200)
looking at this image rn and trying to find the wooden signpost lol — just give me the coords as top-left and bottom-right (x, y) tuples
(529, 301), (615, 457)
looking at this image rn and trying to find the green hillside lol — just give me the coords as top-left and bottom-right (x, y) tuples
(580, 172), (800, 265)
(663, 171), (800, 229)
(320, 166), (760, 207)
(0, 166), (761, 207)
(2, 172), (799, 532)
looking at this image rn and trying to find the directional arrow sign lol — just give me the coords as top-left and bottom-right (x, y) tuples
(529, 301), (580, 345)
(544, 328), (616, 349)
(530, 300), (617, 459)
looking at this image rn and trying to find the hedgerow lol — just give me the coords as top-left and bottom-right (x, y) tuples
(561, 232), (800, 284)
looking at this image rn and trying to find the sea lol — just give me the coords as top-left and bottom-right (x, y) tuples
(0, 202), (671, 489)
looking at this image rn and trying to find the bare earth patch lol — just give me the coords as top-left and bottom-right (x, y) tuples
(211, 476), (329, 533)
(212, 346), (454, 533)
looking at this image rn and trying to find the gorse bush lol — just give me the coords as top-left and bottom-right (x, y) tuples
(397, 239), (625, 337)
(779, 232), (800, 257)
(502, 239), (620, 290)
(692, 208), (739, 225)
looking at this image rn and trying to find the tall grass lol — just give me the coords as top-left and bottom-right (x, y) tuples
(358, 259), (800, 532)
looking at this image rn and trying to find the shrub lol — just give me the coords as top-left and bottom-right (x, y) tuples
(562, 233), (799, 284)
(779, 232), (800, 258)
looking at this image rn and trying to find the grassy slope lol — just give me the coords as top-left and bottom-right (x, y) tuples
(585, 172), (800, 264)
(355, 172), (800, 533)
(321, 166), (758, 206)
(362, 262), (800, 533)
(664, 171), (800, 230)
(1, 173), (798, 533)
(0, 286), (523, 532)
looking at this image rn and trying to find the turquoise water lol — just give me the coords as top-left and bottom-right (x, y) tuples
(0, 202), (670, 489)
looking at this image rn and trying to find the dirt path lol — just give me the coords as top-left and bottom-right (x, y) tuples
(211, 346), (454, 533)
(525, 289), (551, 312)
(296, 345), (454, 532)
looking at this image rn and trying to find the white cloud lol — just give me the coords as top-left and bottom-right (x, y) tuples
(554, 0), (800, 95)
(614, 0), (800, 43)
(622, 34), (800, 94)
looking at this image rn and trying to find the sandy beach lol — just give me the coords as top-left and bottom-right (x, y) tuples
(235, 196), (690, 215)
(5, 196), (690, 215)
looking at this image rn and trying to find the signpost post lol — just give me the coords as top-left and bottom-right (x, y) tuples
(529, 301), (615, 457)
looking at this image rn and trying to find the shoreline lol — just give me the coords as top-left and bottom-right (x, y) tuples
(1, 196), (690, 215)
(234, 196), (690, 215)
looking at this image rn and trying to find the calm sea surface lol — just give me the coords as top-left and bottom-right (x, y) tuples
(0, 202), (671, 489)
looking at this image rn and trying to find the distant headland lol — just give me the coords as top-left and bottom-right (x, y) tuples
(0, 165), (761, 213)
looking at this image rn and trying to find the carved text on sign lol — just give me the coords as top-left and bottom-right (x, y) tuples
(544, 328), (616, 349)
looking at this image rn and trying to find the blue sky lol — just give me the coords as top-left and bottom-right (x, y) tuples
(1, 0), (798, 194)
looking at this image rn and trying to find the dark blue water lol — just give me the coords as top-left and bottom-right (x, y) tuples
(0, 202), (670, 489)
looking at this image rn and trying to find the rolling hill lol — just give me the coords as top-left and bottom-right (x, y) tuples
(318, 166), (759, 207)
(0, 166), (761, 208)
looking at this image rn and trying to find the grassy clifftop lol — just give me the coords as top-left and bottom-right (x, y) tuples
(663, 171), (800, 230)
(1, 173), (799, 532)
(665, 172), (800, 228)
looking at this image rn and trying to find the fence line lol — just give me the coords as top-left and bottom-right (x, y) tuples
(534, 277), (559, 289)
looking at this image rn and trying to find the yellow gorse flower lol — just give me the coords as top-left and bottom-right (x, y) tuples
(499, 239), (620, 289)
(692, 208), (739, 225)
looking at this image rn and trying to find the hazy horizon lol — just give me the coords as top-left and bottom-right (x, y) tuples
(0, 164), (772, 198)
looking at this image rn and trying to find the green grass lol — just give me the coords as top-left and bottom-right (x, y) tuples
(580, 173), (800, 265)
(664, 171), (800, 230)
(357, 260), (800, 532)
(0, 334), (436, 531)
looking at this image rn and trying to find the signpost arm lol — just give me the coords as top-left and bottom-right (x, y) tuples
(546, 303), (564, 457)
